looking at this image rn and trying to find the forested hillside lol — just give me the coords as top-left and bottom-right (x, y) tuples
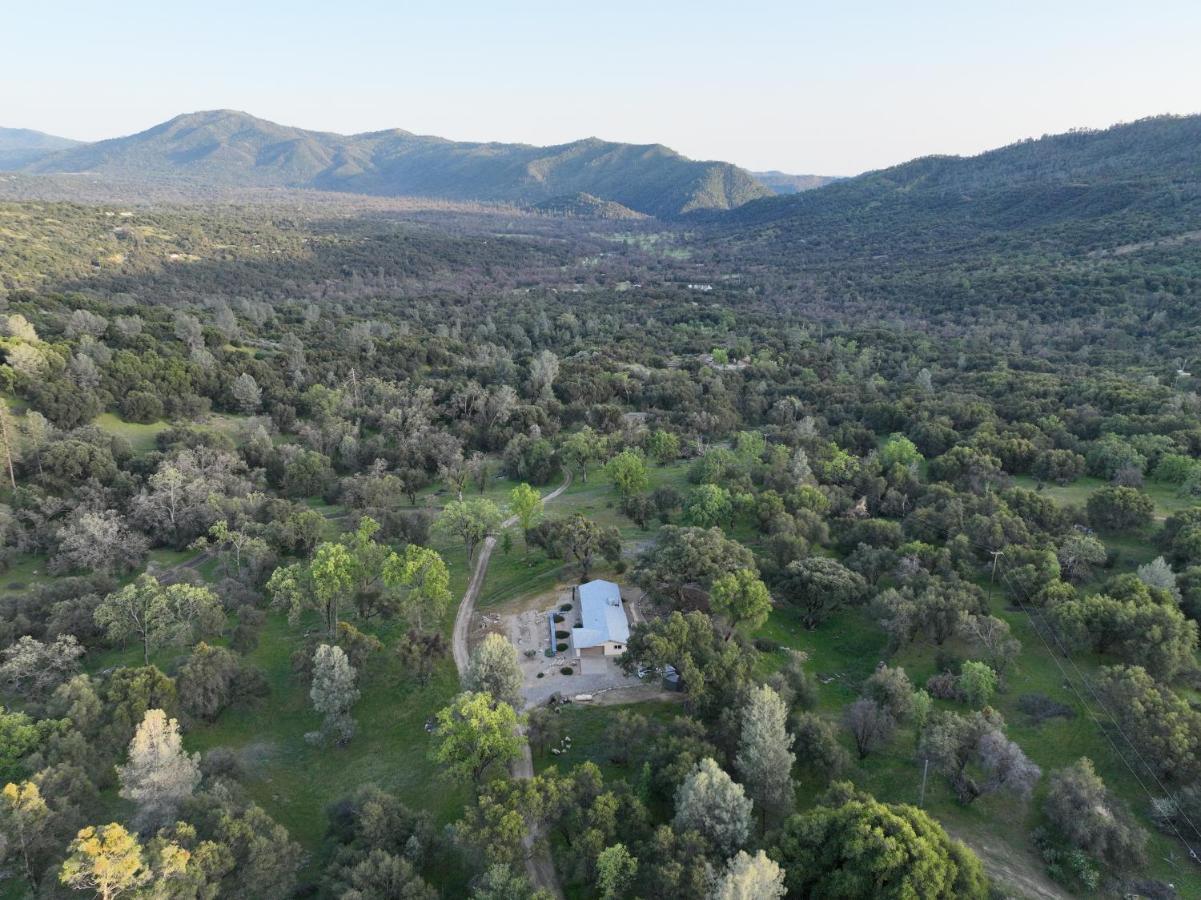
(721, 114), (1201, 259)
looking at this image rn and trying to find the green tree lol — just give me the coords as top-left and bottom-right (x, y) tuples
(430, 692), (522, 787)
(508, 483), (543, 553)
(645, 430), (680, 466)
(0, 780), (53, 890)
(958, 661), (997, 707)
(710, 569), (772, 638)
(464, 634), (524, 711)
(673, 758), (752, 857)
(95, 575), (224, 664)
(683, 483), (734, 528)
(771, 783), (988, 899)
(382, 544), (452, 631)
(879, 433), (923, 469)
(60, 822), (188, 900)
(633, 526), (756, 609)
(311, 644), (359, 745)
(596, 843), (637, 899)
(560, 427), (606, 482)
(735, 685), (795, 830)
(1057, 532), (1108, 583)
(1087, 485), (1154, 531)
(436, 499), (503, 562)
(605, 449), (649, 500)
(532, 514), (621, 580)
(792, 712), (850, 781)
(620, 611), (754, 720)
(1096, 665), (1201, 782)
(778, 557), (867, 629)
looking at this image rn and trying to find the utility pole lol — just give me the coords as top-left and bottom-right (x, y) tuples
(0, 402), (16, 491)
(986, 549), (1003, 607)
(919, 758), (930, 807)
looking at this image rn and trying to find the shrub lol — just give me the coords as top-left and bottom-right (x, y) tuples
(555, 630), (570, 639)
(560, 603), (573, 612)
(560, 667), (574, 676)
(933, 649), (962, 675)
(556, 642), (568, 652)
(553, 614), (565, 623)
(925, 671), (961, 701)
(753, 637), (780, 652)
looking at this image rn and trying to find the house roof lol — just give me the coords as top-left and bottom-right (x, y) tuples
(571, 580), (629, 649)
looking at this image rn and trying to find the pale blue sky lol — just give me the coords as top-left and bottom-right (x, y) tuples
(4, 1), (1200, 174)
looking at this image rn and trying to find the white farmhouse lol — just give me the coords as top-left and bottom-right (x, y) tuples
(570, 579), (629, 658)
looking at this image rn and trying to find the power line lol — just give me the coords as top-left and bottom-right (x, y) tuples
(916, 513), (1201, 860)
(994, 556), (1201, 862)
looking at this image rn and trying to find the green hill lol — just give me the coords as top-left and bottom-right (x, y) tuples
(722, 114), (1201, 259)
(532, 192), (646, 219)
(0, 127), (81, 169)
(21, 110), (769, 218)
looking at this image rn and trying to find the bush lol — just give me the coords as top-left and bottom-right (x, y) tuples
(925, 671), (961, 700)
(555, 630), (570, 639)
(553, 613), (565, 623)
(933, 649), (962, 675)
(753, 637), (780, 652)
(556, 642), (568, 652)
(120, 390), (164, 423)
(559, 603), (573, 612)
(560, 667), (575, 676)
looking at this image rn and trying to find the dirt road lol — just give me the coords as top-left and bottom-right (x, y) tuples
(450, 471), (571, 899)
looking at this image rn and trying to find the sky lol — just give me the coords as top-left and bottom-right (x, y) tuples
(4, 0), (1201, 175)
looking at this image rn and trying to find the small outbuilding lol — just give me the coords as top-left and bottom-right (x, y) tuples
(570, 579), (629, 658)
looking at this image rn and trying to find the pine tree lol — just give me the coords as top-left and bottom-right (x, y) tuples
(735, 685), (795, 830)
(117, 709), (201, 827)
(464, 634), (524, 710)
(311, 644), (359, 744)
(673, 758), (752, 857)
(712, 850), (786, 900)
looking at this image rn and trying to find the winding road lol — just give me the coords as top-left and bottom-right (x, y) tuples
(451, 471), (572, 899)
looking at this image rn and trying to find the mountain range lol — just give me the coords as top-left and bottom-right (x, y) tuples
(6, 110), (770, 218)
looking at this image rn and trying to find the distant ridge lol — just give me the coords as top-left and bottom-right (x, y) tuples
(752, 171), (841, 194)
(722, 114), (1201, 255)
(13, 110), (770, 218)
(533, 192), (646, 219)
(0, 127), (81, 170)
